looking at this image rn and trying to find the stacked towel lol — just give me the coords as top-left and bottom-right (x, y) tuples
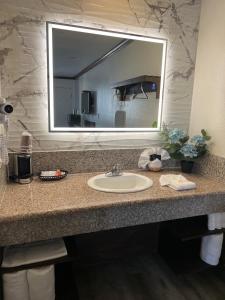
(2, 238), (67, 300)
(208, 213), (225, 230)
(2, 238), (67, 267)
(3, 271), (29, 300)
(159, 174), (196, 191)
(200, 213), (225, 266)
(27, 266), (55, 300)
(3, 267), (55, 300)
(200, 233), (223, 266)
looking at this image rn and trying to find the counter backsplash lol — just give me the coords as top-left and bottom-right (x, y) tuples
(194, 154), (225, 181)
(0, 166), (7, 195)
(6, 150), (225, 180)
(8, 149), (179, 176)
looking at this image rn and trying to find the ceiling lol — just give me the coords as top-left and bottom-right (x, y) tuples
(53, 28), (124, 77)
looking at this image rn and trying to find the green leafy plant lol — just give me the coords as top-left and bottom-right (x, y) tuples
(161, 125), (211, 160)
(151, 120), (158, 128)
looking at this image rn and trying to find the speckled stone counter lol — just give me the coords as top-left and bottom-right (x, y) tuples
(1, 170), (225, 247)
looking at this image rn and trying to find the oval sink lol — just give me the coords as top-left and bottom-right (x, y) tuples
(87, 172), (153, 193)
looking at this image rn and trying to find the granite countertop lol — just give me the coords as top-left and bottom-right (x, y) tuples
(1, 170), (225, 247)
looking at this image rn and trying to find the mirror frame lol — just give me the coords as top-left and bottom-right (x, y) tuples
(47, 22), (167, 132)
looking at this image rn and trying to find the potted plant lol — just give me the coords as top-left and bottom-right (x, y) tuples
(161, 125), (211, 173)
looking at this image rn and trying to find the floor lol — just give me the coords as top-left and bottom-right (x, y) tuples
(56, 253), (225, 300)
(56, 221), (225, 300)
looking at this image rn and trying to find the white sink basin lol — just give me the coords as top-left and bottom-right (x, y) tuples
(87, 172), (153, 193)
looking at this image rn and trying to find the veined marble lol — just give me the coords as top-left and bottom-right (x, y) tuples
(0, 0), (201, 151)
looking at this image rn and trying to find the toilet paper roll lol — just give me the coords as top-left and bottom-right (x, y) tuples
(27, 265), (55, 300)
(3, 270), (29, 300)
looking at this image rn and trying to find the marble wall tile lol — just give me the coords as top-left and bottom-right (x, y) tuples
(0, 0), (201, 151)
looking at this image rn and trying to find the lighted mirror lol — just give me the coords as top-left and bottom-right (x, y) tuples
(47, 22), (167, 132)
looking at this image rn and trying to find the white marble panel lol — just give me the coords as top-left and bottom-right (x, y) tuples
(0, 0), (201, 151)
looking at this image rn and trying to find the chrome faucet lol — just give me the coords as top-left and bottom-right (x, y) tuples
(105, 164), (123, 177)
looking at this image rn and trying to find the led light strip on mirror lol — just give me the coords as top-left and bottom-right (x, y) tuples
(47, 22), (167, 132)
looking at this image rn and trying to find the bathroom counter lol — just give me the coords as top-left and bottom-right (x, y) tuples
(1, 170), (225, 246)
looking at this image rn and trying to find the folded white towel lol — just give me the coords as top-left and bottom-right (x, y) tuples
(208, 213), (225, 230)
(28, 265), (55, 300)
(200, 233), (223, 265)
(3, 270), (29, 300)
(159, 174), (196, 191)
(2, 238), (67, 268)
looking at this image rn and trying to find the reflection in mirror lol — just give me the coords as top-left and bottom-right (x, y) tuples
(47, 23), (167, 132)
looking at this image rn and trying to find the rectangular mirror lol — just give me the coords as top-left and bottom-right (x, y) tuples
(47, 22), (167, 132)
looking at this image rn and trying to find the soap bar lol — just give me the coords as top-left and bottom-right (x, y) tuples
(40, 171), (65, 177)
